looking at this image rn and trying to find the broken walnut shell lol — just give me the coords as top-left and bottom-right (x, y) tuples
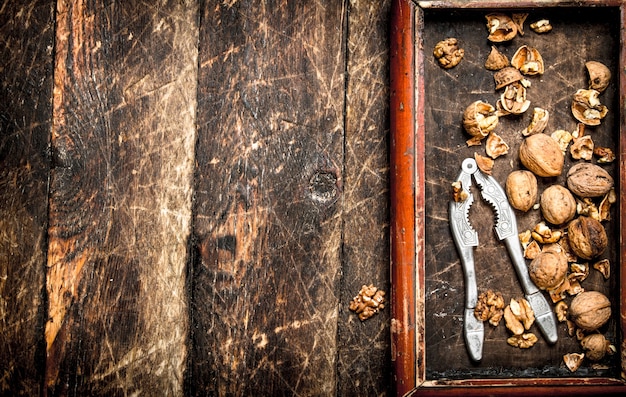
(494, 66), (523, 90)
(569, 290), (611, 331)
(474, 152), (494, 175)
(498, 82), (531, 115)
(463, 100), (499, 145)
(521, 107), (549, 136)
(486, 13), (518, 42)
(564, 353), (585, 372)
(585, 61), (611, 93)
(566, 162), (614, 198)
(485, 46), (509, 71)
(519, 133), (564, 177)
(568, 216), (608, 260)
(540, 184), (576, 225)
(485, 132), (509, 159)
(572, 89), (608, 126)
(505, 170), (537, 212)
(570, 135), (594, 161)
(433, 38), (465, 69)
(511, 45), (544, 76)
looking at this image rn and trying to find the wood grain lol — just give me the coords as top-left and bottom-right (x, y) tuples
(46, 1), (198, 395)
(0, 1), (54, 395)
(338, 0), (392, 395)
(189, 0), (346, 395)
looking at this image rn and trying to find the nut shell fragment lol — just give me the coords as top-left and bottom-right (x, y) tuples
(463, 100), (499, 145)
(511, 45), (544, 76)
(498, 82), (530, 115)
(434, 38), (465, 69)
(474, 153), (494, 175)
(521, 107), (549, 136)
(485, 46), (509, 71)
(485, 132), (509, 159)
(570, 135), (594, 161)
(494, 66), (523, 90)
(593, 259), (610, 279)
(564, 353), (585, 372)
(486, 13), (517, 42)
(585, 61), (611, 93)
(572, 89), (608, 126)
(593, 147), (615, 164)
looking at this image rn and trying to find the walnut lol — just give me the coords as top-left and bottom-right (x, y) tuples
(433, 38), (464, 69)
(507, 333), (538, 349)
(521, 107), (549, 136)
(505, 170), (537, 212)
(451, 181), (468, 202)
(540, 185), (577, 225)
(585, 61), (611, 93)
(485, 132), (509, 159)
(463, 100), (499, 146)
(528, 251), (568, 290)
(474, 153), (494, 175)
(568, 216), (608, 260)
(530, 19), (552, 33)
(349, 284), (386, 321)
(593, 259), (610, 279)
(569, 291), (611, 331)
(581, 333), (611, 361)
(504, 298), (534, 335)
(593, 146), (615, 164)
(524, 240), (541, 260)
(566, 162), (614, 198)
(571, 89), (608, 126)
(474, 289), (505, 326)
(555, 301), (568, 322)
(511, 45), (544, 75)
(494, 66), (523, 90)
(564, 353), (585, 372)
(519, 133), (564, 177)
(570, 135), (594, 161)
(485, 13), (517, 42)
(485, 46), (509, 71)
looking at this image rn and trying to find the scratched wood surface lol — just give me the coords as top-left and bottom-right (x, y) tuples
(45, 0), (197, 395)
(0, 0), (393, 395)
(0, 1), (54, 395)
(423, 7), (620, 379)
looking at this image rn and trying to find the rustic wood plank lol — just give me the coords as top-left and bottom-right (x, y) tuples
(45, 1), (198, 395)
(0, 1), (54, 395)
(339, 0), (392, 395)
(189, 0), (346, 395)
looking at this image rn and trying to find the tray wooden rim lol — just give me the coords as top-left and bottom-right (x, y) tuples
(389, 0), (626, 395)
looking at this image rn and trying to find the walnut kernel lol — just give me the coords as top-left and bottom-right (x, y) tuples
(349, 284), (386, 321)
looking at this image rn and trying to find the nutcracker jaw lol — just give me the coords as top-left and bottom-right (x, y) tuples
(449, 158), (558, 362)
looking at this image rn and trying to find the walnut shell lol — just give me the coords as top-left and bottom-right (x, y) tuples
(585, 61), (611, 93)
(486, 13), (517, 42)
(528, 251), (568, 290)
(494, 66), (523, 90)
(569, 291), (611, 331)
(463, 100), (499, 145)
(571, 89), (608, 126)
(540, 185), (576, 225)
(580, 333), (610, 361)
(568, 216), (607, 260)
(566, 162), (614, 198)
(511, 45), (544, 75)
(485, 46), (509, 71)
(505, 170), (537, 212)
(519, 134), (564, 177)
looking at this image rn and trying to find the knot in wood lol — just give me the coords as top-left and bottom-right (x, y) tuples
(308, 170), (338, 204)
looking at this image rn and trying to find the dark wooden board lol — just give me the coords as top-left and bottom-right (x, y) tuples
(0, 1), (54, 395)
(45, 1), (197, 395)
(190, 0), (345, 394)
(422, 6), (620, 379)
(338, 0), (393, 394)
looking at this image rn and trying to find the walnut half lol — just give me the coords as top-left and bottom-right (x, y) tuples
(349, 284), (386, 321)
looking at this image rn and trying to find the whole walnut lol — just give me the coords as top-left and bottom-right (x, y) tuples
(505, 170), (537, 212)
(519, 133), (564, 177)
(528, 251), (568, 290)
(566, 162), (614, 198)
(569, 291), (611, 331)
(568, 216), (608, 260)
(540, 185), (576, 225)
(580, 333), (610, 361)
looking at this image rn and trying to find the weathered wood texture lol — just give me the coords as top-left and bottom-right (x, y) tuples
(46, 0), (197, 395)
(0, 0), (394, 395)
(0, 1), (54, 395)
(190, 0), (347, 395)
(339, 0), (392, 394)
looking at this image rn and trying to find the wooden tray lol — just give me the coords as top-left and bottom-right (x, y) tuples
(390, 0), (626, 395)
